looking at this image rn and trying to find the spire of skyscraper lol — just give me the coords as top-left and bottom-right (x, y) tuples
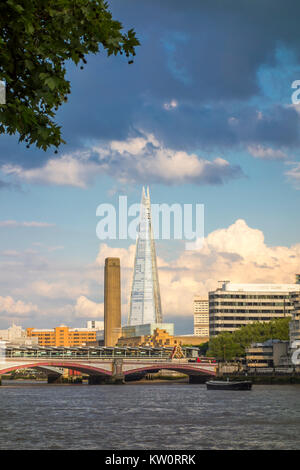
(128, 187), (162, 325)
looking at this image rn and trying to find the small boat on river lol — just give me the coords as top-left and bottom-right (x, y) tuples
(206, 380), (252, 390)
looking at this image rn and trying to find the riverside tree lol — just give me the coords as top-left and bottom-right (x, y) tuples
(207, 318), (290, 360)
(0, 0), (139, 150)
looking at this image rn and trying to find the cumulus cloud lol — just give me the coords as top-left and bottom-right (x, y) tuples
(0, 296), (38, 316)
(2, 153), (100, 188)
(95, 219), (300, 319)
(74, 296), (104, 319)
(1, 219), (299, 327)
(2, 132), (244, 188)
(31, 280), (90, 300)
(93, 132), (244, 185)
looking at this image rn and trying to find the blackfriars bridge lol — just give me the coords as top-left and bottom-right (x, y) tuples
(0, 345), (217, 384)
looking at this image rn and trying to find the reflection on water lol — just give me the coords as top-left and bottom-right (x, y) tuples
(0, 381), (299, 449)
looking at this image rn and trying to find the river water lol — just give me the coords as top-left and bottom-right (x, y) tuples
(0, 381), (299, 450)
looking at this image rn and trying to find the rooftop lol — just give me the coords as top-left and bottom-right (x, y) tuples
(218, 282), (300, 293)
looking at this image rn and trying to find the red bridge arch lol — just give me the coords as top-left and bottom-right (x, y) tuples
(0, 362), (112, 376)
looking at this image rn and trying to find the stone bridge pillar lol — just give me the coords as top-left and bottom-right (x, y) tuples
(111, 358), (124, 384)
(88, 359), (124, 385)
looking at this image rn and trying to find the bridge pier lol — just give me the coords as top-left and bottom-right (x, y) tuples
(47, 374), (63, 384)
(88, 375), (125, 385)
(88, 375), (107, 385)
(48, 374), (83, 384)
(189, 375), (210, 384)
(111, 358), (124, 384)
(88, 360), (125, 384)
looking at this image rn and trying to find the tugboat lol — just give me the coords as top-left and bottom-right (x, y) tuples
(206, 379), (252, 390)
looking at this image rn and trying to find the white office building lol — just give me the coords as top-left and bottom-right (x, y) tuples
(0, 324), (25, 341)
(86, 320), (104, 330)
(209, 281), (300, 336)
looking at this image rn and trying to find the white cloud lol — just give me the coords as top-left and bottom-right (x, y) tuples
(285, 162), (300, 189)
(2, 132), (243, 188)
(228, 116), (239, 125)
(0, 220), (55, 228)
(0, 296), (38, 316)
(74, 296), (104, 319)
(95, 219), (300, 319)
(287, 103), (300, 115)
(248, 145), (288, 160)
(31, 280), (90, 300)
(2, 153), (100, 188)
(1, 250), (20, 257)
(47, 246), (64, 252)
(93, 132), (243, 186)
(1, 219), (299, 326)
(163, 99), (178, 110)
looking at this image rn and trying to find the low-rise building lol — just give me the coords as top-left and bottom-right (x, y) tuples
(0, 324), (26, 342)
(245, 339), (289, 368)
(121, 323), (174, 338)
(26, 325), (97, 347)
(118, 327), (179, 348)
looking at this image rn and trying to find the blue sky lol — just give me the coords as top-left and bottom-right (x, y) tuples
(1, 0), (300, 333)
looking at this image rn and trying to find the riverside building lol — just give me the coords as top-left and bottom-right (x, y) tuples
(0, 324), (25, 342)
(289, 290), (300, 346)
(209, 281), (300, 336)
(26, 325), (97, 347)
(193, 296), (209, 337)
(245, 339), (289, 368)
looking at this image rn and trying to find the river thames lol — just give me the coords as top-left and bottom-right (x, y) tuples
(0, 381), (299, 450)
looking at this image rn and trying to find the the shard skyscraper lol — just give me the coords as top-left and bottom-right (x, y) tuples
(128, 187), (163, 326)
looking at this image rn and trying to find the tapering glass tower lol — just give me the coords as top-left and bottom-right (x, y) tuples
(128, 187), (162, 325)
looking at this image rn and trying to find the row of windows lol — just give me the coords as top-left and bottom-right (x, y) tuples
(210, 317), (281, 322)
(246, 352), (273, 356)
(33, 334), (95, 338)
(209, 302), (291, 307)
(210, 324), (253, 329)
(247, 359), (273, 367)
(210, 323), (260, 328)
(210, 309), (288, 314)
(210, 294), (291, 300)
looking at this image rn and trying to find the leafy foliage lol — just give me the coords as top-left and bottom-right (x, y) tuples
(0, 0), (139, 150)
(207, 318), (290, 360)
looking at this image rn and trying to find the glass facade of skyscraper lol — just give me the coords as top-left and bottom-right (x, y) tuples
(128, 187), (162, 326)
